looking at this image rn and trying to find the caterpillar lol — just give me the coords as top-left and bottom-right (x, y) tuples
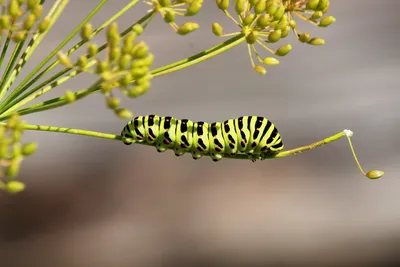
(121, 115), (284, 161)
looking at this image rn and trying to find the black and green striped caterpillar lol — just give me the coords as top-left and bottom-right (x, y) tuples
(121, 115), (284, 161)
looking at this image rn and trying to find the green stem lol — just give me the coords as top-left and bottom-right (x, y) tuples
(0, 22), (14, 70)
(0, 9), (156, 116)
(0, 80), (102, 120)
(224, 131), (347, 160)
(0, 0), (138, 111)
(0, 0), (69, 101)
(0, 34), (27, 92)
(151, 33), (246, 77)
(16, 124), (121, 141)
(0, 33), (246, 119)
(15, 124), (347, 160)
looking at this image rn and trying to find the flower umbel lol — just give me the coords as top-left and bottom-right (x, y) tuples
(0, 113), (38, 194)
(214, 0), (335, 75)
(57, 23), (154, 119)
(144, 0), (203, 35)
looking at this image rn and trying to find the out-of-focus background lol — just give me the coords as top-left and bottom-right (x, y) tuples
(1, 0), (400, 266)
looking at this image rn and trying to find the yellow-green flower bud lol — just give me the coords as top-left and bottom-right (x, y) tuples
(132, 44), (148, 59)
(57, 52), (72, 67)
(11, 32), (25, 42)
(185, 0), (202, 16)
(318, 15), (336, 27)
(131, 67), (148, 79)
(281, 26), (290, 38)
(177, 22), (199, 35)
(243, 13), (255, 26)
(100, 82), (114, 94)
(265, 0), (278, 9)
(107, 23), (119, 40)
(256, 14), (270, 28)
(159, 0), (171, 7)
(0, 142), (8, 158)
(289, 19), (296, 28)
(76, 56), (88, 69)
(132, 24), (143, 35)
(119, 53), (132, 70)
(6, 158), (20, 178)
(115, 108), (133, 119)
(9, 0), (21, 18)
(266, 3), (278, 16)
(119, 73), (133, 86)
(306, 0), (319, 10)
(164, 9), (175, 23)
(65, 90), (76, 103)
(122, 32), (136, 54)
(275, 43), (292, 56)
(81, 23), (92, 42)
(275, 20), (287, 30)
(32, 5), (42, 18)
(88, 43), (98, 57)
(273, 5), (285, 21)
(7, 113), (19, 128)
(135, 73), (152, 86)
(128, 84), (149, 98)
(298, 32), (310, 42)
(100, 71), (114, 82)
(268, 29), (281, 43)
(38, 17), (50, 33)
(27, 0), (39, 10)
(254, 65), (267, 75)
(110, 47), (121, 62)
(308, 37), (325, 45)
(0, 15), (10, 30)
(235, 0), (245, 14)
(96, 61), (110, 74)
(127, 87), (142, 98)
(254, 0), (266, 14)
(216, 0), (229, 10)
(316, 0), (329, 11)
(137, 53), (154, 67)
(21, 142), (38, 156)
(13, 131), (22, 143)
(263, 57), (279, 65)
(245, 31), (258, 44)
(107, 96), (120, 109)
(5, 180), (25, 194)
(212, 22), (223, 36)
(311, 10), (323, 20)
(366, 170), (384, 180)
(23, 13), (36, 30)
(108, 35), (120, 49)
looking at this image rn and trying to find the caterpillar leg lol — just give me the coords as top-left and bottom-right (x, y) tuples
(210, 152), (223, 162)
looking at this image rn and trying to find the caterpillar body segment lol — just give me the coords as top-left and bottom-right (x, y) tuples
(121, 115), (284, 161)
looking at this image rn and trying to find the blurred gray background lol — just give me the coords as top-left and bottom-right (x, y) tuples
(1, 0), (400, 266)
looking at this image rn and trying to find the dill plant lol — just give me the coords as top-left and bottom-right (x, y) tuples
(0, 0), (383, 194)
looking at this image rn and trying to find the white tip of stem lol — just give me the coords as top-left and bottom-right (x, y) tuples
(344, 129), (353, 137)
